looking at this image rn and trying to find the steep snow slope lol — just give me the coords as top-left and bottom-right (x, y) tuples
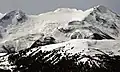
(83, 5), (120, 39)
(0, 5), (120, 53)
(0, 10), (27, 41)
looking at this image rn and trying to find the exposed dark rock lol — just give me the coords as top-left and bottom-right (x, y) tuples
(2, 15), (10, 20)
(30, 36), (56, 48)
(2, 45), (16, 54)
(70, 32), (83, 39)
(0, 34), (3, 39)
(57, 26), (74, 33)
(68, 21), (84, 25)
(92, 33), (115, 40)
(96, 5), (107, 13)
(96, 16), (107, 24)
(0, 45), (119, 72)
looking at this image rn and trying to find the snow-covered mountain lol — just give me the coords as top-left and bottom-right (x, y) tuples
(0, 5), (120, 54)
(0, 5), (120, 71)
(0, 10), (27, 27)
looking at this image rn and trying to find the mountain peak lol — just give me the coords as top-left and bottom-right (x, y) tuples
(2, 9), (26, 20)
(0, 9), (27, 28)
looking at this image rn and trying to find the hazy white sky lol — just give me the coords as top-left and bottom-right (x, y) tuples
(0, 0), (119, 14)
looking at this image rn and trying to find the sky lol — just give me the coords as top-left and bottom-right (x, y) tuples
(0, 0), (119, 15)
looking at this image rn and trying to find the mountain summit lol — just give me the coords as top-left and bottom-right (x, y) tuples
(0, 10), (27, 28)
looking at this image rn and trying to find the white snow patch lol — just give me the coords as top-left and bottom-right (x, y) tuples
(0, 13), (4, 19)
(41, 39), (89, 55)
